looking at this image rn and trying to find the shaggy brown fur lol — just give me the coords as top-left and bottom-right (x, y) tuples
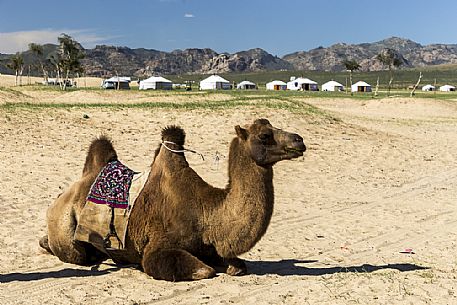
(40, 119), (306, 281)
(82, 135), (118, 175)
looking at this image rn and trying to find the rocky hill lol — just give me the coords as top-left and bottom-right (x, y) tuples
(283, 37), (457, 72)
(1, 37), (457, 76)
(82, 46), (291, 76)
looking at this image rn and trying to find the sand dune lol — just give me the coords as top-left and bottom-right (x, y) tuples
(1, 88), (457, 304)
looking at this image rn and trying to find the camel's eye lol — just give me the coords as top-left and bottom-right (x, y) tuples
(259, 133), (271, 143)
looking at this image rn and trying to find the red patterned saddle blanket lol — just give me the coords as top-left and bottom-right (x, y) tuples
(87, 160), (137, 209)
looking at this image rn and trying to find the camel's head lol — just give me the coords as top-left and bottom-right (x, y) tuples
(235, 118), (306, 166)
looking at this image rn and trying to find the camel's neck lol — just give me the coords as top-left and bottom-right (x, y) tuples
(205, 138), (274, 258)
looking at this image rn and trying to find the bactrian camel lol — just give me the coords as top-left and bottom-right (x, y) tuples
(40, 118), (306, 281)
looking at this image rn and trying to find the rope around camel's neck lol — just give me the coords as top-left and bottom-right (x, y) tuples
(161, 141), (204, 160)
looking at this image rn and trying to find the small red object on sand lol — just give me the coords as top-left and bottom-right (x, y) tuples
(399, 248), (415, 254)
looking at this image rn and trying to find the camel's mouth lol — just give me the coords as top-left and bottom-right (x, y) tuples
(284, 147), (305, 157)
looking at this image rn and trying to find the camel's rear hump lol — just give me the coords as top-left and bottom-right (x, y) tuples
(82, 135), (118, 176)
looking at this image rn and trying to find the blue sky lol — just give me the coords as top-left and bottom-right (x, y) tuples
(1, 0), (457, 56)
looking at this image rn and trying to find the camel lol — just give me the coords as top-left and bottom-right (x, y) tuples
(40, 118), (306, 281)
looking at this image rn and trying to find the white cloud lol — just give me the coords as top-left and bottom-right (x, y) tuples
(0, 29), (115, 54)
(184, 13), (195, 18)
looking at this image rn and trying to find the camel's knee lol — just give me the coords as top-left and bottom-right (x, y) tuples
(142, 249), (216, 281)
(47, 239), (96, 266)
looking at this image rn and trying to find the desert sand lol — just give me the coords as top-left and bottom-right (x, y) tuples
(1, 85), (457, 304)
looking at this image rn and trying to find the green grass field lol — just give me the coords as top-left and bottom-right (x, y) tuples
(167, 64), (457, 90)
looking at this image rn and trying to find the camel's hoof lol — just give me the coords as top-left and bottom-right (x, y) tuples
(192, 267), (216, 280)
(227, 264), (247, 276)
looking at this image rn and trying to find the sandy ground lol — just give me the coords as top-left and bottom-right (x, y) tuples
(0, 74), (105, 88)
(1, 86), (457, 304)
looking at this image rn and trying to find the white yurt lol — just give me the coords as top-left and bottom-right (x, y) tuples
(351, 81), (372, 92)
(266, 80), (287, 90)
(322, 80), (344, 92)
(199, 75), (231, 90)
(439, 84), (456, 92)
(287, 77), (318, 91)
(421, 84), (436, 91)
(139, 76), (173, 90)
(101, 77), (131, 89)
(236, 80), (257, 90)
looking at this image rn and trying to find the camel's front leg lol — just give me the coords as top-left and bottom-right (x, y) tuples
(200, 250), (247, 276)
(142, 247), (216, 281)
(225, 257), (247, 276)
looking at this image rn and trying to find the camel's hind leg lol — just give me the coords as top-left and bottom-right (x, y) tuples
(142, 248), (216, 281)
(46, 220), (107, 265)
(44, 190), (106, 265)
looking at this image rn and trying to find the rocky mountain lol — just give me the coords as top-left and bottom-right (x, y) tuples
(82, 46), (219, 76)
(283, 37), (457, 72)
(200, 48), (293, 74)
(82, 46), (291, 76)
(1, 37), (457, 76)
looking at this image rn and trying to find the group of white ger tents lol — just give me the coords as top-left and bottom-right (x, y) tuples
(422, 84), (455, 92)
(266, 77), (372, 92)
(102, 74), (456, 92)
(101, 76), (174, 90)
(197, 75), (257, 90)
(102, 75), (368, 92)
(139, 75), (257, 90)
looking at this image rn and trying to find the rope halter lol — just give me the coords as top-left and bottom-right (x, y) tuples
(161, 140), (205, 161)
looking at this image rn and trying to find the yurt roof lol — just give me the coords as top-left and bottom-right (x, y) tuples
(238, 80), (256, 86)
(353, 81), (371, 87)
(440, 84), (455, 89)
(422, 84), (435, 89)
(292, 77), (317, 84)
(142, 76), (172, 83)
(200, 75), (230, 83)
(105, 76), (131, 82)
(267, 80), (287, 85)
(323, 80), (344, 86)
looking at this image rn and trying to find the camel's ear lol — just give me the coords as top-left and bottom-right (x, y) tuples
(235, 125), (248, 140)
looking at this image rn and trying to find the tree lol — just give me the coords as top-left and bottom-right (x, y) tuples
(376, 48), (403, 96)
(56, 33), (85, 90)
(342, 59), (360, 95)
(28, 43), (48, 83)
(410, 72), (423, 97)
(46, 51), (63, 87)
(7, 52), (24, 86)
